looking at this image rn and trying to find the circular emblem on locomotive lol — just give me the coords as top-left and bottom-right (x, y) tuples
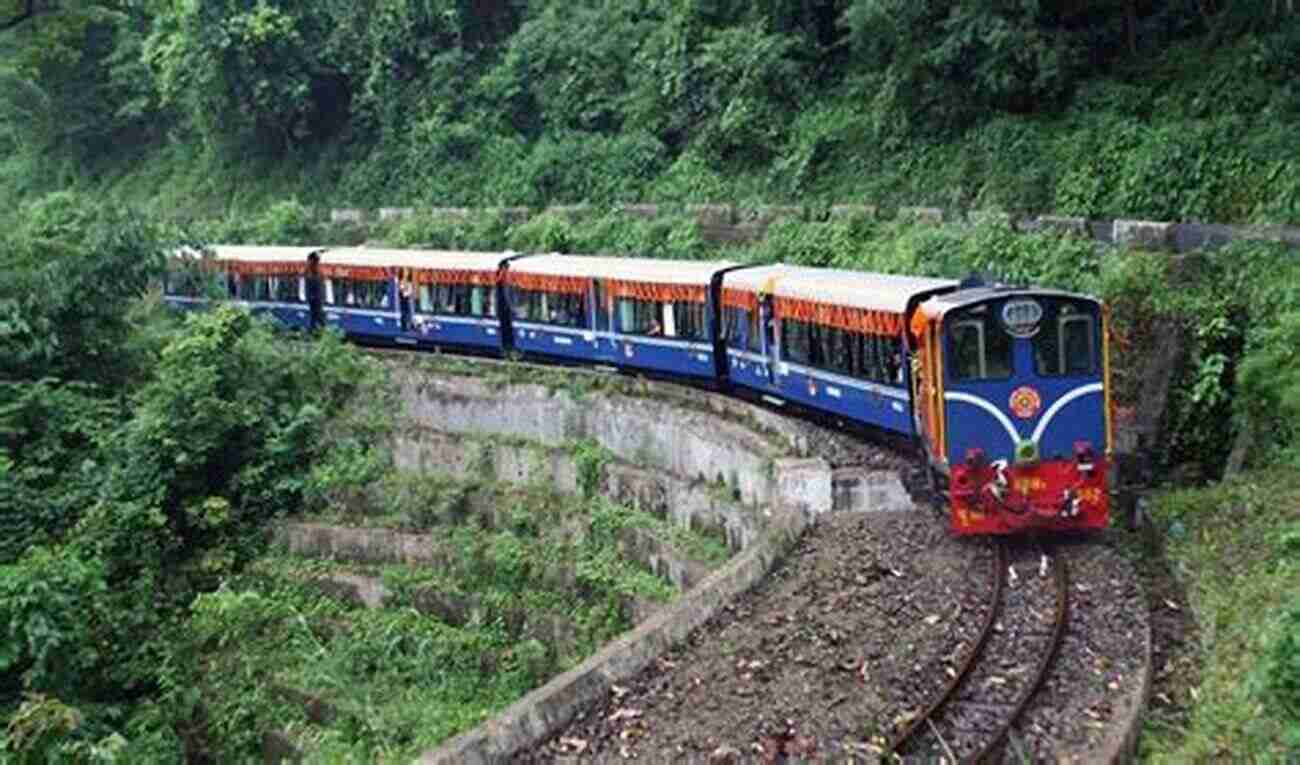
(1009, 386), (1042, 419)
(1001, 298), (1044, 338)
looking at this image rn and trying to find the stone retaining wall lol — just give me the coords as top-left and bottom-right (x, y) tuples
(388, 364), (832, 516)
(392, 427), (764, 551)
(328, 204), (1300, 253)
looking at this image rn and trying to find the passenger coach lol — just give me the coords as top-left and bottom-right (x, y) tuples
(162, 245), (1114, 537)
(720, 266), (957, 435)
(504, 255), (737, 379)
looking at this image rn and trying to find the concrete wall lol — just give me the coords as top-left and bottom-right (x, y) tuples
(388, 365), (831, 517)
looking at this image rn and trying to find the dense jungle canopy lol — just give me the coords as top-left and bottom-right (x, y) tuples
(1, 0), (1299, 220)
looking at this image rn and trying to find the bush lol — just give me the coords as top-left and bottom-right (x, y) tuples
(1254, 603), (1300, 736)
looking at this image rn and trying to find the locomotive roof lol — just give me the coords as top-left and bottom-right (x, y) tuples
(920, 286), (1102, 316)
(508, 254), (738, 285)
(322, 248), (515, 272)
(768, 268), (959, 314)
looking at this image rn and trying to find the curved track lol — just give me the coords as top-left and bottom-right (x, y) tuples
(890, 542), (1069, 763)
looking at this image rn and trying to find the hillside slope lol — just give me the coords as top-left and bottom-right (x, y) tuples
(1, 1), (1298, 223)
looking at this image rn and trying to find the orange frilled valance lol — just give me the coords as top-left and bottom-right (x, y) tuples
(319, 264), (392, 281)
(212, 260), (306, 276)
(401, 268), (499, 287)
(910, 310), (930, 343)
(721, 288), (759, 312)
(607, 279), (706, 304)
(505, 272), (590, 295)
(775, 296), (903, 337)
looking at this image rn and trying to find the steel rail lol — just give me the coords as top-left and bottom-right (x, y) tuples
(887, 542), (1007, 757)
(972, 547), (1070, 764)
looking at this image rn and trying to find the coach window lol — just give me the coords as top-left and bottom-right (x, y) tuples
(618, 298), (663, 336)
(328, 279), (388, 309)
(238, 275), (266, 301)
(513, 289), (544, 322)
(1033, 303), (1096, 377)
(821, 327), (858, 378)
(545, 292), (585, 327)
(673, 302), (706, 341)
(950, 305), (1013, 381)
(470, 286), (496, 317)
(272, 276), (299, 303)
(722, 307), (744, 350)
(781, 319), (812, 365)
(434, 284), (468, 315)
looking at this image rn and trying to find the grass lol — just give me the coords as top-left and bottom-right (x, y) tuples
(1137, 468), (1300, 761)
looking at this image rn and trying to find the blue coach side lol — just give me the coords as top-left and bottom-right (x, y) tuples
(503, 254), (737, 380)
(163, 246), (323, 330)
(720, 266), (959, 436)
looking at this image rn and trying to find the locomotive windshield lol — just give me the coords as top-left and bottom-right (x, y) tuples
(950, 304), (1013, 381)
(948, 296), (1099, 381)
(1031, 299), (1098, 376)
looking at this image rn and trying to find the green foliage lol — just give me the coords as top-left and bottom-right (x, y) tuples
(3, 0), (1300, 221)
(0, 271), (389, 757)
(0, 549), (107, 698)
(1236, 310), (1300, 468)
(842, 0), (1078, 137)
(0, 380), (116, 562)
(1140, 469), (1300, 760)
(0, 191), (169, 384)
(1253, 602), (1300, 743)
(571, 438), (612, 499)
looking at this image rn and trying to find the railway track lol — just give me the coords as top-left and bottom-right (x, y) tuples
(890, 541), (1069, 763)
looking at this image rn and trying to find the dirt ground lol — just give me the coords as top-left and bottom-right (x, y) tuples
(520, 515), (1157, 764)
(523, 511), (994, 762)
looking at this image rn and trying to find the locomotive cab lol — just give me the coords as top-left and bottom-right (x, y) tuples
(912, 288), (1112, 534)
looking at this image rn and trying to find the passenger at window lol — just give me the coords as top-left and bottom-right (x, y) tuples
(399, 280), (413, 330)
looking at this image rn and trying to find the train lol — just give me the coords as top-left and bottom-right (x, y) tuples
(164, 245), (1115, 535)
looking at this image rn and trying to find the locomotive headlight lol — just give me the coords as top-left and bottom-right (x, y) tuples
(1073, 440), (1096, 472)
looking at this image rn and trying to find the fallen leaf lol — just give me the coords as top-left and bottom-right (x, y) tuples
(787, 735), (817, 756)
(558, 736), (588, 754)
(608, 707), (643, 722)
(893, 709), (918, 728)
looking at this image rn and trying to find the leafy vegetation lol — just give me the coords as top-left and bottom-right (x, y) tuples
(2, 2), (1299, 223)
(0, 192), (393, 759)
(1139, 469), (1300, 759)
(159, 464), (721, 762)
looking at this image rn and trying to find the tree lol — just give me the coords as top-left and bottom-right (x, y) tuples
(1, 0), (36, 31)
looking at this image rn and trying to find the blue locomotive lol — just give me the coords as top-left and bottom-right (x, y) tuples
(165, 245), (1113, 535)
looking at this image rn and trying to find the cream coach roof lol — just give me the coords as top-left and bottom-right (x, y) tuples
(509, 254), (737, 285)
(208, 245), (326, 261)
(770, 268), (959, 314)
(721, 264), (790, 292)
(322, 248), (515, 272)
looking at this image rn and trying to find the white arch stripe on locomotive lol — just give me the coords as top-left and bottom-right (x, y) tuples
(943, 392), (1022, 448)
(1030, 382), (1104, 444)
